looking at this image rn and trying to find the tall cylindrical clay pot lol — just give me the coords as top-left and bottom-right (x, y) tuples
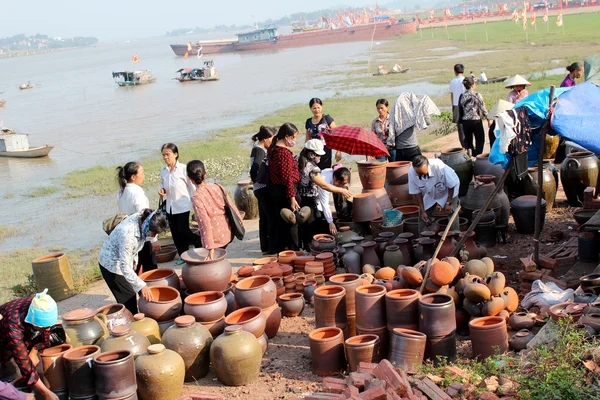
(210, 325), (262, 386)
(386, 161), (411, 185)
(314, 286), (348, 329)
(329, 273), (362, 316)
(63, 345), (100, 399)
(355, 285), (387, 330)
(388, 328), (426, 371)
(93, 350), (137, 400)
(40, 344), (72, 392)
(469, 316), (509, 360)
(439, 148), (473, 197)
(234, 179), (258, 220)
(31, 253), (74, 301)
(135, 344), (185, 400)
(181, 248), (232, 293)
(560, 151), (599, 207)
(309, 327), (347, 376)
(62, 308), (109, 348)
(386, 289), (421, 331)
(418, 294), (456, 337)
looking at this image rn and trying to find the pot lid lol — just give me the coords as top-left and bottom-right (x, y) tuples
(133, 313), (145, 321)
(175, 315), (195, 327)
(147, 344), (166, 354)
(111, 325), (131, 337)
(63, 308), (96, 322)
(511, 195), (546, 208)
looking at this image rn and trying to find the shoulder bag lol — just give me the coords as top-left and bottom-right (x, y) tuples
(217, 184), (245, 241)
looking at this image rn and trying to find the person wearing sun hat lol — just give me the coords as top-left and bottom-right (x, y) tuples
(505, 74), (531, 104)
(488, 99), (515, 146)
(0, 290), (60, 400)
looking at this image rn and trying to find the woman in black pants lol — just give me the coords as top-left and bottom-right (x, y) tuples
(458, 77), (491, 157)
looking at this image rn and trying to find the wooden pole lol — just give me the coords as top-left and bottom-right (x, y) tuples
(367, 23), (377, 74)
(534, 85), (556, 265)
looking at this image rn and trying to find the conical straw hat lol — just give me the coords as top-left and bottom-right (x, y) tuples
(504, 74), (531, 88)
(490, 99), (515, 117)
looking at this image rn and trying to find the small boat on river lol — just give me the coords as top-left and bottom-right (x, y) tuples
(0, 129), (54, 158)
(176, 61), (219, 82)
(112, 70), (157, 86)
(19, 82), (34, 90)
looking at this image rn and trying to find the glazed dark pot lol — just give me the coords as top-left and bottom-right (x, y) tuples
(511, 195), (546, 234)
(63, 345), (100, 399)
(509, 329), (535, 351)
(234, 275), (277, 309)
(135, 343), (185, 400)
(210, 325), (262, 386)
(462, 181), (501, 219)
(101, 325), (150, 359)
(578, 231), (600, 262)
(362, 241), (381, 267)
(439, 148), (473, 197)
(314, 285), (348, 329)
(40, 344), (72, 391)
(224, 306), (266, 338)
(425, 332), (457, 364)
(62, 308), (109, 348)
(278, 293), (305, 317)
(374, 238), (389, 264)
(357, 160), (387, 190)
(386, 289), (421, 331)
(342, 244), (361, 275)
(355, 325), (388, 361)
(140, 268), (181, 290)
(138, 286), (183, 322)
(309, 327), (347, 376)
(388, 328), (426, 371)
(386, 183), (413, 207)
(383, 245), (404, 269)
(418, 294), (456, 337)
(181, 248), (232, 293)
(93, 350), (137, 399)
(475, 220), (496, 248)
(469, 316), (508, 360)
(403, 217), (421, 237)
(386, 161), (411, 185)
(96, 304), (134, 333)
(524, 166), (557, 211)
(345, 334), (380, 372)
(473, 153), (504, 185)
(543, 159), (560, 188)
(355, 285), (387, 330)
(312, 234), (337, 252)
(561, 151), (599, 207)
(329, 273), (361, 316)
(184, 291), (227, 322)
(234, 179), (258, 220)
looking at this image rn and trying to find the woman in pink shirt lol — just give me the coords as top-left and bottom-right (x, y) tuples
(187, 160), (241, 260)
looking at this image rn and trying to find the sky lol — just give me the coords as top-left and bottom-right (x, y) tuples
(0, 0), (404, 40)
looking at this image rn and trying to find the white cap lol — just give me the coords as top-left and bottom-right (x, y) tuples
(304, 139), (326, 155)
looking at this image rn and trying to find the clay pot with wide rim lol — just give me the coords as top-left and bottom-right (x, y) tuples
(473, 153), (505, 185)
(579, 313), (600, 332)
(135, 344), (185, 400)
(234, 275), (277, 309)
(223, 282), (237, 316)
(309, 327), (346, 376)
(93, 350), (137, 400)
(63, 345), (100, 399)
(314, 285), (348, 329)
(357, 160), (387, 190)
(199, 317), (225, 337)
(184, 291), (227, 322)
(386, 183), (413, 207)
(386, 289), (421, 331)
(156, 245), (177, 264)
(469, 316), (508, 359)
(509, 329), (535, 351)
(386, 161), (411, 185)
(355, 325), (388, 361)
(362, 188), (393, 211)
(345, 334), (381, 372)
(439, 148), (473, 197)
(101, 325), (150, 359)
(140, 268), (181, 290)
(62, 308), (109, 348)
(129, 313), (161, 344)
(560, 151), (599, 207)
(262, 303), (282, 338)
(210, 325), (263, 386)
(511, 195), (547, 234)
(162, 315), (213, 382)
(138, 285), (183, 322)
(181, 248), (232, 293)
(278, 293), (305, 317)
(355, 285), (387, 330)
(278, 250), (296, 265)
(418, 294), (456, 337)
(224, 306), (266, 338)
(329, 273), (362, 316)
(96, 304), (134, 332)
(388, 328), (426, 371)
(40, 344), (72, 391)
(312, 234), (337, 252)
(352, 193), (383, 223)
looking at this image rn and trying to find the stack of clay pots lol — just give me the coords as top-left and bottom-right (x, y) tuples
(418, 293), (457, 363)
(294, 254), (315, 273)
(385, 161), (414, 208)
(233, 275), (282, 340)
(355, 284), (388, 361)
(138, 285), (183, 335)
(39, 344), (72, 399)
(357, 160), (393, 211)
(184, 290), (228, 337)
(224, 306), (269, 354)
(316, 252), (336, 279)
(329, 273), (363, 337)
(313, 285), (348, 337)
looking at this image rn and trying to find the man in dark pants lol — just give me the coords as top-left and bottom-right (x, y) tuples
(450, 63), (466, 148)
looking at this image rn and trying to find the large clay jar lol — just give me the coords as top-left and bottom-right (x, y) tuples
(357, 160), (387, 190)
(312, 234), (337, 252)
(386, 289), (421, 331)
(462, 181), (501, 221)
(336, 226), (358, 245)
(140, 268), (181, 290)
(278, 293), (305, 317)
(543, 159), (560, 188)
(262, 303), (282, 338)
(425, 332), (457, 364)
(101, 325), (150, 359)
(210, 325), (262, 386)
(355, 285), (387, 330)
(40, 344), (72, 392)
(393, 238), (413, 266)
(199, 318), (225, 338)
(138, 286), (183, 322)
(130, 313), (161, 345)
(439, 148), (473, 197)
(234, 179), (258, 220)
(361, 241), (381, 268)
(96, 304), (134, 332)
(308, 327), (346, 376)
(352, 193), (383, 223)
(509, 329), (535, 351)
(355, 326), (388, 361)
(234, 275), (277, 309)
(184, 291), (227, 322)
(342, 244), (361, 275)
(418, 294), (456, 338)
(362, 188), (393, 211)
(314, 285), (348, 329)
(181, 248), (232, 293)
(473, 153), (504, 185)
(383, 245), (404, 270)
(63, 345), (100, 399)
(386, 161), (411, 185)
(374, 238), (389, 264)
(388, 328), (426, 371)
(403, 217), (420, 237)
(526, 166), (557, 211)
(345, 334), (380, 372)
(437, 231), (457, 260)
(508, 312), (536, 330)
(93, 350), (137, 400)
(62, 308), (109, 348)
(561, 151), (599, 207)
(386, 183), (413, 207)
(223, 282), (237, 316)
(162, 315), (213, 382)
(469, 316), (508, 360)
(511, 195), (546, 234)
(224, 306), (267, 338)
(135, 344), (185, 400)
(329, 273), (362, 316)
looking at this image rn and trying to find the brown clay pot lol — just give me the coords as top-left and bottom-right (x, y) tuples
(129, 313), (161, 344)
(387, 183), (414, 207)
(101, 325), (151, 359)
(223, 282), (237, 316)
(135, 344), (185, 400)
(469, 316), (508, 360)
(385, 289), (421, 331)
(509, 329), (535, 351)
(345, 334), (380, 372)
(352, 193), (383, 223)
(314, 285), (348, 329)
(40, 344), (72, 391)
(355, 285), (387, 330)
(63, 345), (100, 399)
(140, 268), (181, 290)
(262, 303), (282, 339)
(138, 286), (183, 322)
(355, 325), (388, 361)
(501, 287), (519, 313)
(62, 308), (109, 348)
(278, 293), (305, 317)
(362, 188), (393, 211)
(238, 266), (255, 278)
(464, 282), (491, 303)
(357, 160), (387, 190)
(181, 248), (232, 292)
(425, 332), (457, 364)
(508, 312), (536, 330)
(257, 333), (269, 355)
(210, 325), (262, 386)
(386, 161), (411, 185)
(234, 275), (277, 309)
(309, 327), (347, 376)
(481, 296), (506, 317)
(278, 250), (296, 265)
(158, 319), (175, 336)
(224, 306), (266, 338)
(184, 291), (227, 322)
(388, 328), (426, 371)
(329, 274), (361, 316)
(401, 266), (423, 286)
(560, 151), (599, 207)
(418, 294), (456, 337)
(93, 350), (137, 399)
(96, 304), (134, 332)
(199, 317), (225, 338)
(430, 261), (455, 286)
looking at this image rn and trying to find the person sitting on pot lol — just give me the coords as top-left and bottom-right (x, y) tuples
(0, 290), (61, 400)
(408, 155), (460, 232)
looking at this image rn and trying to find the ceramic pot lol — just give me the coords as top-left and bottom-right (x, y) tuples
(312, 234), (337, 252)
(345, 334), (380, 372)
(224, 306), (266, 338)
(375, 267), (396, 281)
(355, 326), (388, 361)
(138, 286), (182, 322)
(386, 161), (411, 185)
(63, 345), (100, 399)
(40, 344), (72, 391)
(184, 291), (227, 323)
(199, 317), (225, 338)
(314, 285), (348, 329)
(438, 217), (469, 232)
(508, 311), (535, 330)
(374, 238), (389, 264)
(234, 275), (277, 309)
(140, 268), (181, 290)
(525, 166), (557, 211)
(62, 308), (109, 348)
(309, 327), (346, 376)
(386, 289), (421, 331)
(387, 183), (413, 207)
(561, 151), (599, 207)
(181, 248), (232, 293)
(355, 285), (387, 330)
(357, 160), (386, 190)
(352, 193), (383, 223)
(158, 319), (175, 336)
(485, 272), (505, 296)
(93, 350), (137, 399)
(475, 220), (496, 249)
(388, 328), (426, 371)
(403, 217), (420, 237)
(129, 313), (161, 345)
(342, 244), (361, 275)
(459, 232), (482, 260)
(509, 329), (535, 351)
(464, 282), (491, 303)
(278, 293), (305, 317)
(135, 344), (185, 400)
(401, 266), (423, 286)
(96, 304), (134, 333)
(469, 316), (508, 360)
(435, 231), (457, 260)
(361, 241), (380, 268)
(418, 294), (456, 337)
(262, 303), (282, 338)
(473, 153), (504, 185)
(378, 231), (396, 245)
(329, 273), (361, 316)
(418, 238), (436, 262)
(439, 148), (473, 197)
(234, 179), (258, 220)
(511, 195), (546, 234)
(162, 315), (213, 382)
(543, 159), (560, 188)
(430, 261), (455, 286)
(481, 296), (506, 317)
(462, 181), (501, 220)
(336, 226), (358, 244)
(304, 281), (317, 303)
(101, 325), (150, 359)
(425, 333), (457, 364)
(222, 282), (237, 316)
(210, 325), (262, 386)
(382, 245), (403, 270)
(362, 188), (393, 210)
(393, 238), (413, 266)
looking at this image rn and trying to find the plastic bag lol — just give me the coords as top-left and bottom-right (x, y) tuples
(488, 136), (510, 169)
(520, 280), (574, 311)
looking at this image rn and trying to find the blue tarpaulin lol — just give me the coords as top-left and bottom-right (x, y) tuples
(515, 87), (571, 128)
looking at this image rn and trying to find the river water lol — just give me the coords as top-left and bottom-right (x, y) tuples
(0, 34), (444, 252)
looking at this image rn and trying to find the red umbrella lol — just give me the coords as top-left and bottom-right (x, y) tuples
(323, 125), (389, 158)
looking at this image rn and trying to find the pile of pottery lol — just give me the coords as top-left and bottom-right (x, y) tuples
(385, 161), (413, 208)
(233, 275), (282, 340)
(560, 151), (598, 207)
(357, 160), (393, 213)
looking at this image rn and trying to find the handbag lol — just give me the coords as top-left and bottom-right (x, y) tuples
(255, 159), (270, 186)
(217, 184), (245, 241)
(102, 214), (128, 235)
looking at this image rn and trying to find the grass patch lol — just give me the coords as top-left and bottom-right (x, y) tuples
(0, 225), (19, 243)
(25, 186), (60, 198)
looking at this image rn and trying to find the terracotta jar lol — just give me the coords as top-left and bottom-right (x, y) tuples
(135, 344), (185, 400)
(312, 234), (337, 252)
(181, 248), (232, 292)
(309, 327), (347, 376)
(352, 193), (383, 223)
(361, 241), (380, 268)
(357, 160), (387, 190)
(96, 304), (134, 332)
(262, 303), (282, 338)
(210, 325), (262, 386)
(469, 316), (508, 360)
(336, 226), (358, 244)
(342, 243), (361, 275)
(329, 273), (362, 316)
(425, 332), (457, 364)
(362, 188), (393, 211)
(482, 296), (506, 317)
(93, 350), (137, 399)
(374, 238), (389, 264)
(508, 312), (536, 330)
(418, 294), (456, 338)
(511, 195), (546, 234)
(129, 313), (161, 344)
(62, 308), (109, 348)
(345, 334), (380, 372)
(223, 282), (237, 316)
(355, 285), (387, 330)
(439, 148), (473, 197)
(234, 275), (277, 309)
(388, 328), (426, 371)
(314, 285), (348, 329)
(138, 285), (183, 322)
(40, 344), (72, 392)
(561, 151), (599, 207)
(383, 245), (403, 269)
(279, 293), (305, 317)
(101, 325), (150, 359)
(224, 306), (266, 338)
(459, 231), (483, 260)
(436, 232), (457, 261)
(140, 268), (181, 290)
(184, 291), (227, 323)
(509, 329), (535, 351)
(386, 289), (421, 331)
(355, 325), (388, 361)
(386, 161), (411, 185)
(158, 319), (175, 336)
(234, 179), (258, 219)
(279, 250), (296, 265)
(393, 238), (413, 266)
(63, 345), (100, 399)
(387, 183), (413, 207)
(199, 317), (225, 337)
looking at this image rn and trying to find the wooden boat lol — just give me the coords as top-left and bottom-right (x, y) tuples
(19, 83), (34, 90)
(0, 100), (5, 107)
(112, 70), (156, 86)
(0, 129), (54, 158)
(0, 145), (54, 158)
(480, 76), (509, 85)
(176, 61), (219, 82)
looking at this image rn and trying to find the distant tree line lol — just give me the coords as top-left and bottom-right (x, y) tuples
(0, 34), (98, 51)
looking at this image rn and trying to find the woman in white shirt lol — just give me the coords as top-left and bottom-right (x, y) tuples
(159, 143), (201, 263)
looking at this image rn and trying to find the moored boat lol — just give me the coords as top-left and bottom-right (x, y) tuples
(0, 129), (54, 158)
(19, 83), (34, 90)
(176, 61), (219, 82)
(112, 70), (157, 86)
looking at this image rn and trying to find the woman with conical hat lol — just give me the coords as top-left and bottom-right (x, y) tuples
(505, 74), (531, 104)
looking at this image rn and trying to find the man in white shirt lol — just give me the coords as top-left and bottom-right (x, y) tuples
(449, 63), (466, 148)
(479, 70), (488, 83)
(408, 156), (460, 231)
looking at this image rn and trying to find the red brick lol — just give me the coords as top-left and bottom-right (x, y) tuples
(394, 367), (415, 397)
(443, 366), (469, 380)
(373, 360), (409, 395)
(349, 372), (375, 391)
(344, 385), (360, 398)
(360, 385), (388, 400)
(358, 362), (379, 374)
(477, 392), (500, 400)
(180, 393), (225, 400)
(323, 377), (348, 394)
(413, 377), (452, 400)
(305, 395), (346, 400)
(387, 386), (403, 400)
